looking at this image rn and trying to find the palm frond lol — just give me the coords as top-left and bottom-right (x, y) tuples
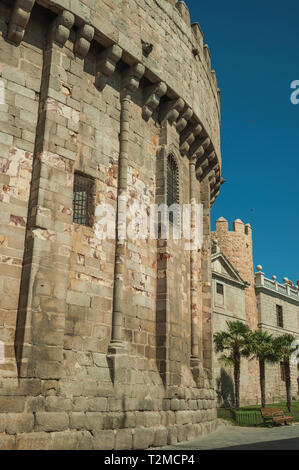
(218, 354), (234, 367)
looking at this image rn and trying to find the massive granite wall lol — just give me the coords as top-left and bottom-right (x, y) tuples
(0, 0), (222, 449)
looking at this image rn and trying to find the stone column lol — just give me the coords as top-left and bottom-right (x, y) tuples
(109, 63), (145, 352)
(15, 11), (78, 379)
(189, 155), (200, 360)
(200, 177), (213, 379)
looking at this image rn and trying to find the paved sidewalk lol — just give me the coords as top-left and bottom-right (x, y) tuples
(161, 424), (299, 450)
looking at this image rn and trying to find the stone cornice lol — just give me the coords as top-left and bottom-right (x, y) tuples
(255, 285), (299, 306)
(212, 271), (247, 289)
(257, 322), (299, 337)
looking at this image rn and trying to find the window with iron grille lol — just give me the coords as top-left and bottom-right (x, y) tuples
(73, 172), (94, 227)
(167, 155), (179, 223)
(216, 283), (224, 295)
(276, 305), (284, 328)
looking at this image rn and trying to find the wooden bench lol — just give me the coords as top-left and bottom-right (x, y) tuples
(261, 408), (294, 426)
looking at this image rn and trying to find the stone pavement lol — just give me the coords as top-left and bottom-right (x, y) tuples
(160, 423), (299, 450)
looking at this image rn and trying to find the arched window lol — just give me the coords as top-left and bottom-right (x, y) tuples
(167, 155), (179, 223)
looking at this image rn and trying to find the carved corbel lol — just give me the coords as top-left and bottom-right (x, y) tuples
(176, 106), (193, 133)
(95, 45), (123, 91)
(189, 136), (210, 158)
(74, 24), (94, 58)
(210, 173), (223, 205)
(206, 150), (216, 162)
(210, 173), (221, 196)
(196, 158), (209, 178)
(8, 0), (35, 45)
(210, 187), (220, 200)
(121, 63), (145, 93)
(160, 97), (184, 124)
(196, 151), (215, 178)
(52, 10), (75, 46)
(180, 123), (202, 156)
(209, 176), (216, 186)
(142, 81), (167, 121)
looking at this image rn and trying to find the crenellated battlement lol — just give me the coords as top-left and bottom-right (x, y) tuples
(152, 1), (221, 109)
(214, 217), (252, 236)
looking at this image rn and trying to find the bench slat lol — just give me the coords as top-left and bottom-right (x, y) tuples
(261, 407), (294, 425)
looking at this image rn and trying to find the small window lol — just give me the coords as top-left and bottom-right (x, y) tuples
(280, 362), (286, 382)
(216, 283), (224, 295)
(167, 155), (179, 223)
(73, 172), (94, 227)
(276, 305), (283, 328)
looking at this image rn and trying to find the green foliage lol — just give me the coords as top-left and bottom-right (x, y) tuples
(273, 334), (298, 361)
(218, 354), (234, 367)
(218, 402), (299, 427)
(214, 320), (251, 358)
(248, 329), (280, 363)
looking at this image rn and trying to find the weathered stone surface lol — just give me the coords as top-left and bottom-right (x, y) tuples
(35, 412), (69, 432)
(0, 0), (221, 450)
(133, 427), (155, 449)
(5, 413), (34, 434)
(115, 428), (133, 450)
(93, 430), (115, 450)
(16, 432), (51, 450)
(0, 435), (15, 450)
(153, 427), (168, 447)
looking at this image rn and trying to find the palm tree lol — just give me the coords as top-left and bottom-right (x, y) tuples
(214, 320), (251, 410)
(273, 334), (299, 412)
(248, 330), (280, 408)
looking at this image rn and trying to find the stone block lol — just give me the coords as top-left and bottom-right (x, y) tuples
(70, 412), (87, 430)
(16, 432), (52, 450)
(36, 412), (69, 432)
(87, 397), (107, 412)
(5, 413), (34, 434)
(0, 435), (15, 450)
(0, 397), (26, 413)
(115, 428), (133, 450)
(167, 426), (178, 445)
(170, 399), (180, 411)
(177, 424), (188, 443)
(93, 430), (115, 450)
(175, 410), (192, 426)
(45, 396), (72, 411)
(86, 412), (104, 431)
(133, 427), (154, 450)
(153, 427), (168, 447)
(144, 411), (161, 427)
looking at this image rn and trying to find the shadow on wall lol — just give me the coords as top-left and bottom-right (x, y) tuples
(216, 367), (235, 408)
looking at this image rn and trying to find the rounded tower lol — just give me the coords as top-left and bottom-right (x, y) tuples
(0, 0), (222, 449)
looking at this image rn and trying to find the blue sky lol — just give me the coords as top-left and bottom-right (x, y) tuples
(187, 0), (299, 284)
